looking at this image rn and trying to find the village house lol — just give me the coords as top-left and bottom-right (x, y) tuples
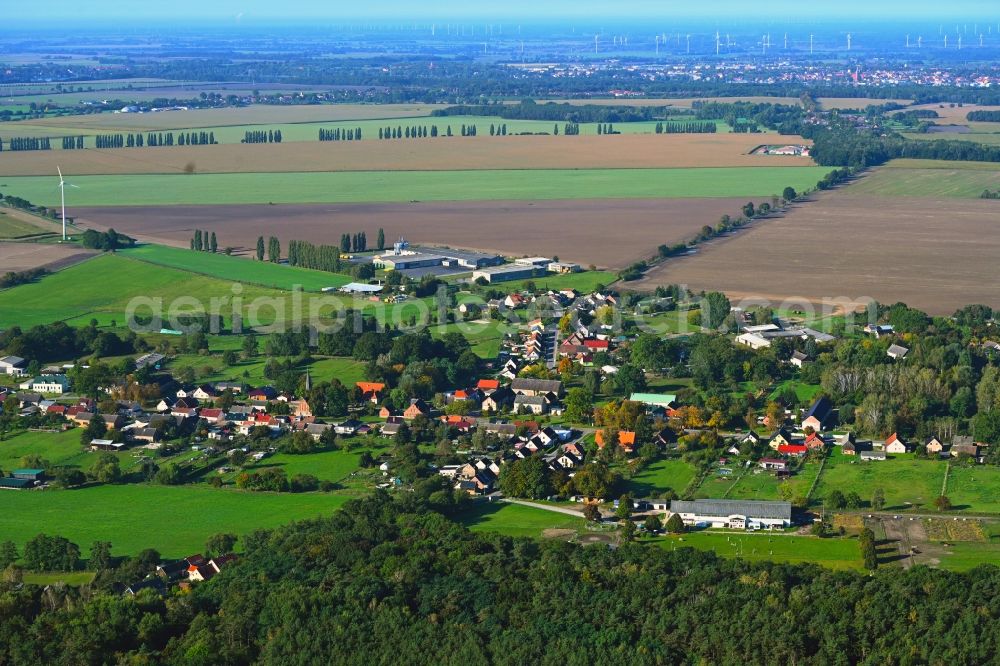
(356, 382), (385, 403)
(887, 344), (910, 360)
(860, 450), (887, 461)
(790, 351), (809, 368)
(777, 444), (808, 457)
(925, 437), (946, 455)
(885, 433), (909, 454)
(482, 386), (516, 412)
(511, 378), (563, 397)
(403, 399), (431, 420)
(769, 428), (794, 450)
(595, 430), (636, 454)
(802, 397), (834, 432)
(514, 394), (549, 415)
(759, 458), (788, 472)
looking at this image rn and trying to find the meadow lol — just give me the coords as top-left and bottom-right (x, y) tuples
(652, 532), (863, 570)
(945, 465), (1000, 514)
(165, 353), (369, 387)
(119, 244), (351, 292)
(3, 167), (831, 207)
(626, 458), (698, 497)
(457, 500), (585, 538)
(813, 450), (947, 512)
(0, 483), (351, 557)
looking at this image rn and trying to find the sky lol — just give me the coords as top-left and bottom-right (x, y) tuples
(8, 0), (1000, 22)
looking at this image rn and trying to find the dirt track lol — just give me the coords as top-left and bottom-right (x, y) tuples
(75, 198), (751, 269)
(634, 191), (1000, 314)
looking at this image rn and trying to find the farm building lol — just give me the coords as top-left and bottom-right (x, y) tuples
(0, 356), (27, 377)
(629, 392), (677, 409)
(472, 264), (545, 284)
(19, 374), (70, 394)
(669, 499), (792, 530)
(336, 282), (384, 294)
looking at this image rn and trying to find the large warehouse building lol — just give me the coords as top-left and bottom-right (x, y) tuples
(669, 499), (792, 530)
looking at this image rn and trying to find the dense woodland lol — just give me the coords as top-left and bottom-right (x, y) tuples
(0, 493), (997, 664)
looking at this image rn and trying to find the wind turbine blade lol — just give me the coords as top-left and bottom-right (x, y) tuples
(57, 166), (63, 179)
(68, 183), (81, 189)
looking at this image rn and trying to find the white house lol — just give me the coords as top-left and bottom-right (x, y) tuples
(19, 374), (70, 394)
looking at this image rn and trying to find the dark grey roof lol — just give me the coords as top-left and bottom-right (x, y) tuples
(511, 378), (563, 393)
(670, 499), (792, 520)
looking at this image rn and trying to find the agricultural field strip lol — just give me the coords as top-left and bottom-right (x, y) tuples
(0, 167), (832, 207)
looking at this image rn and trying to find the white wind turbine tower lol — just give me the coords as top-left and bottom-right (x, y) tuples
(56, 166), (79, 241)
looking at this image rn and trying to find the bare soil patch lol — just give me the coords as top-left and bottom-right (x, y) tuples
(634, 190), (1000, 314)
(0, 133), (814, 177)
(74, 198), (749, 269)
(0, 242), (96, 273)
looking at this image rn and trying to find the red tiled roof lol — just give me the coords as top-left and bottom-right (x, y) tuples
(477, 379), (500, 390)
(778, 445), (808, 455)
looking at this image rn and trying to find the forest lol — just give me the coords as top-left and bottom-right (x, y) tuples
(0, 493), (997, 664)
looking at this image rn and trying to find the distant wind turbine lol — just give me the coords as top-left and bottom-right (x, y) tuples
(56, 166), (79, 241)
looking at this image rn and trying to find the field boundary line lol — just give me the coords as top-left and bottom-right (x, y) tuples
(806, 453), (829, 503)
(941, 461), (951, 497)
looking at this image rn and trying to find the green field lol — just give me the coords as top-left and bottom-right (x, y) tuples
(813, 450), (946, 512)
(458, 501), (585, 538)
(849, 161), (1000, 198)
(120, 244), (351, 292)
(428, 321), (509, 359)
(2, 167), (833, 207)
(0, 429), (99, 473)
(627, 458), (698, 497)
(166, 353), (369, 386)
(22, 571), (97, 586)
(0, 254), (422, 330)
(495, 270), (618, 293)
(653, 532), (863, 570)
(945, 465), (1000, 514)
(0, 484), (350, 557)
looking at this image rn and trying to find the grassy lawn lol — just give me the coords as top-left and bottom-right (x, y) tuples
(634, 310), (693, 336)
(626, 458), (698, 498)
(933, 541), (1000, 571)
(238, 445), (388, 484)
(652, 532), (862, 570)
(694, 461), (820, 503)
(166, 353), (368, 386)
(457, 501), (584, 538)
(813, 450), (946, 512)
(120, 243), (351, 292)
(768, 379), (823, 404)
(4, 167), (833, 207)
(945, 465), (1000, 514)
(0, 484), (351, 557)
(428, 321), (511, 358)
(497, 271), (618, 293)
(22, 571), (97, 586)
(0, 429), (145, 475)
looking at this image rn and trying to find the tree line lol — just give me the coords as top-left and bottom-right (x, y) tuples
(967, 110), (1000, 121)
(432, 100), (672, 123)
(320, 127), (363, 141)
(190, 230), (218, 253)
(1, 493), (997, 664)
(4, 137), (52, 151)
(61, 136), (85, 150)
(81, 228), (134, 251)
(255, 236), (281, 263)
(242, 129), (282, 144)
(286, 239), (346, 273)
(0, 268), (48, 289)
(655, 121), (717, 134)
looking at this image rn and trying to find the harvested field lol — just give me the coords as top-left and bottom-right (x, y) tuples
(75, 198), (752, 269)
(818, 97), (913, 110)
(847, 161), (1000, 197)
(536, 96), (804, 108)
(0, 133), (815, 176)
(907, 103), (1000, 124)
(0, 242), (96, 273)
(0, 103), (446, 136)
(634, 189), (1000, 314)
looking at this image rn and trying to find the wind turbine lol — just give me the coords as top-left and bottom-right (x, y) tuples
(56, 166), (79, 241)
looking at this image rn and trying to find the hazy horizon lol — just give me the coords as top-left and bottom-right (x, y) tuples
(7, 0), (1000, 24)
